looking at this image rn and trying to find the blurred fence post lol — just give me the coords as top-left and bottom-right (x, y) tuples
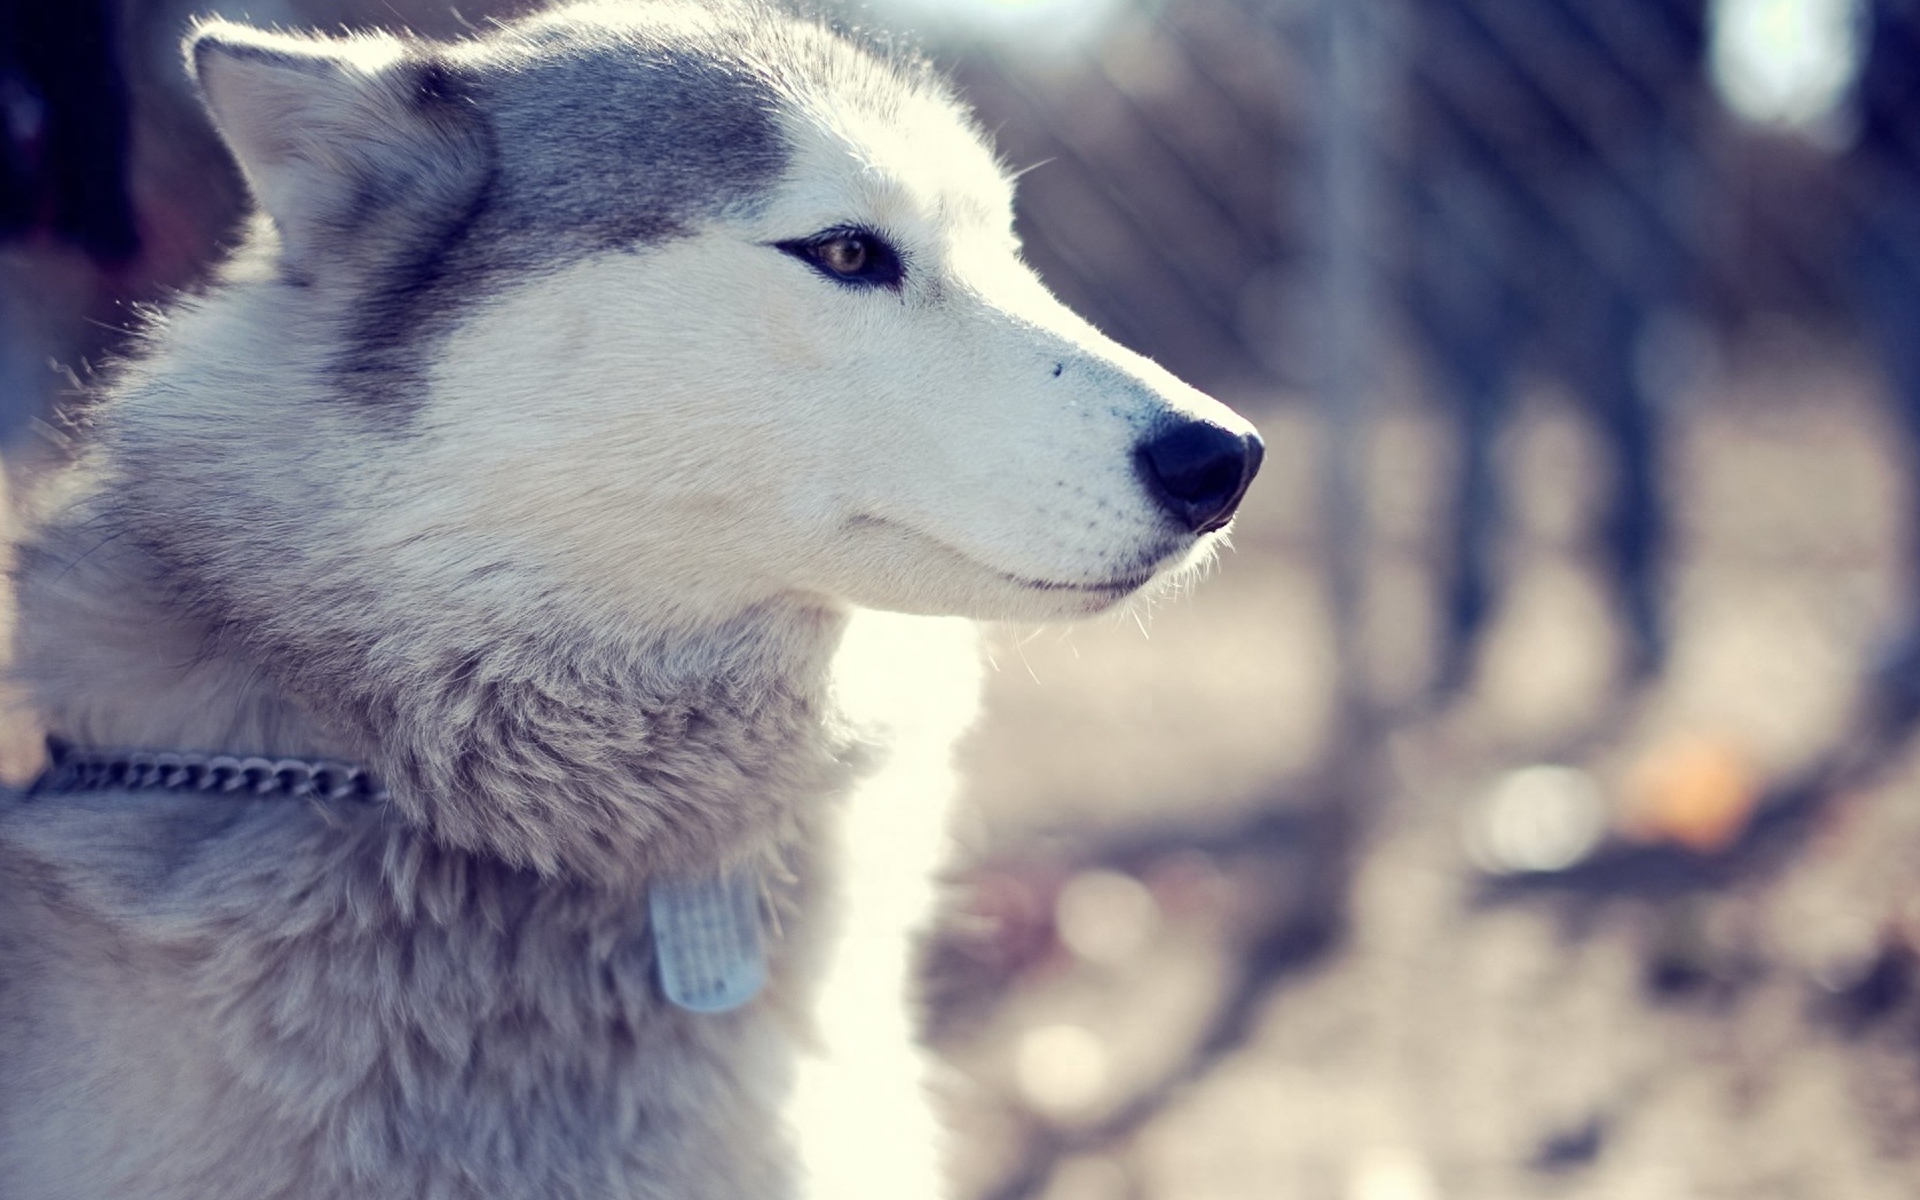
(1300, 0), (1389, 723)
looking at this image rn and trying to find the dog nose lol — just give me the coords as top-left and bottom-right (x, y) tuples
(1135, 420), (1263, 534)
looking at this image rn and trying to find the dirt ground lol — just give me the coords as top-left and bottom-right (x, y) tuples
(943, 342), (1920, 1200)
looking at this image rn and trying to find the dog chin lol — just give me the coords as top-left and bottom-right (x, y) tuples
(978, 551), (1205, 620)
(830, 514), (1209, 621)
(960, 539), (1211, 621)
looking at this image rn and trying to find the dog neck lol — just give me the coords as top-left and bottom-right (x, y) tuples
(11, 501), (349, 761)
(13, 488), (861, 887)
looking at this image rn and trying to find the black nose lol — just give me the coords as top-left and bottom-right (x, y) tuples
(1135, 421), (1263, 534)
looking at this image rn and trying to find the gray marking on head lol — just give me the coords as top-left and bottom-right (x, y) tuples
(473, 20), (792, 250)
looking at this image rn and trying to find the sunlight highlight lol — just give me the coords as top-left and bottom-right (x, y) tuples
(1710, 0), (1863, 141)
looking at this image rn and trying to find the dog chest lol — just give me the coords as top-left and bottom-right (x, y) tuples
(0, 791), (815, 1200)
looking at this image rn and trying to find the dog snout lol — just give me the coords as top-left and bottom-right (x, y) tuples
(1134, 420), (1263, 534)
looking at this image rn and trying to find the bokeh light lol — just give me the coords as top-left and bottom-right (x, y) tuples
(1710, 0), (1864, 138)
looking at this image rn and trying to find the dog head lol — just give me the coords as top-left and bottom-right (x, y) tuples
(185, 3), (1262, 631)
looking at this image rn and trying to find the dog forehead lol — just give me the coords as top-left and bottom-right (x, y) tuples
(462, 4), (999, 244)
(461, 12), (787, 244)
(773, 78), (1011, 233)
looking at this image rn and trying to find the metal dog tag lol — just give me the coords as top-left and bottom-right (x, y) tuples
(649, 870), (766, 1013)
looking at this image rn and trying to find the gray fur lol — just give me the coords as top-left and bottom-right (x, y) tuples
(473, 20), (794, 251)
(3, 490), (907, 1198)
(0, 795), (802, 1199)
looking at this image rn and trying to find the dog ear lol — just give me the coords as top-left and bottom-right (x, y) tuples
(186, 21), (485, 270)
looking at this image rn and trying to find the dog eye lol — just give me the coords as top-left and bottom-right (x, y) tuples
(775, 228), (904, 290)
(819, 236), (870, 275)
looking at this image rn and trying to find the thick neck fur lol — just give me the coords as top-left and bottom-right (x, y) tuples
(13, 462), (860, 890)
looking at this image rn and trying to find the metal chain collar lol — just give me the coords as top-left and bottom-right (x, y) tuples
(30, 738), (388, 803)
(26, 741), (770, 1013)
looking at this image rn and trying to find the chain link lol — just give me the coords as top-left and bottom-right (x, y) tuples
(31, 739), (388, 803)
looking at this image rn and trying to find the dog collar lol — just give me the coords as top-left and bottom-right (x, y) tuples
(28, 737), (387, 802)
(24, 736), (768, 1014)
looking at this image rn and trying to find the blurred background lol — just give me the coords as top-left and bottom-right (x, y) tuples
(7, 0), (1920, 1196)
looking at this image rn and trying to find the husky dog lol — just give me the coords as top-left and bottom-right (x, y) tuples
(0, 3), (1261, 1197)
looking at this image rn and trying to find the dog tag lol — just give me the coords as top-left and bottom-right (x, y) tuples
(649, 870), (766, 1013)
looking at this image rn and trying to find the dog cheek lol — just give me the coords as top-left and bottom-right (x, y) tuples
(758, 299), (837, 374)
